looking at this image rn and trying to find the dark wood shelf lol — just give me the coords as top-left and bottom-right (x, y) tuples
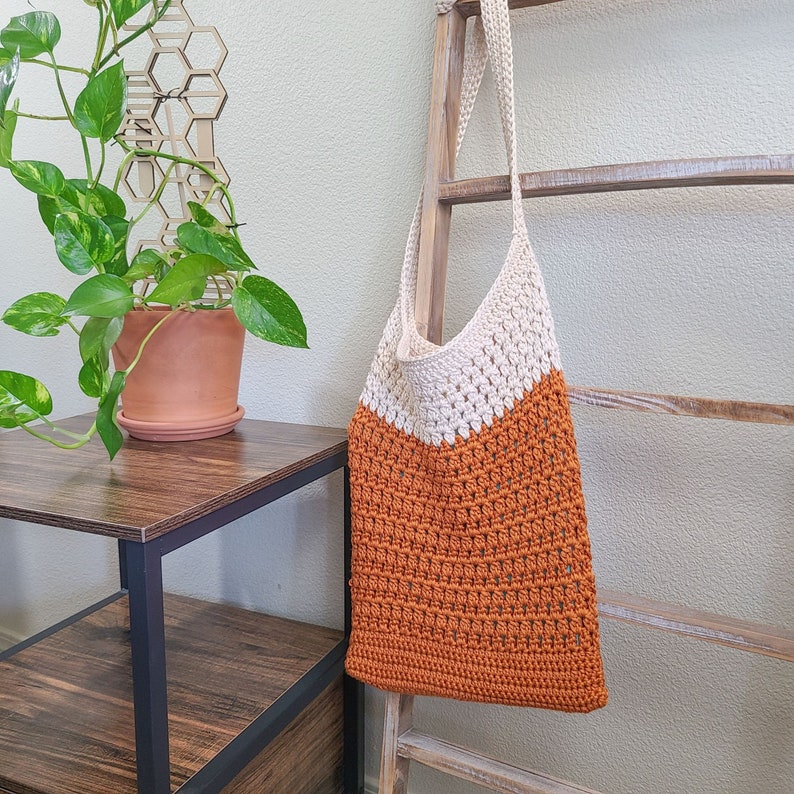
(0, 593), (344, 794)
(0, 416), (348, 542)
(0, 417), (358, 791)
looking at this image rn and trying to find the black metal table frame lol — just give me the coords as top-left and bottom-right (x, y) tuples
(4, 452), (363, 794)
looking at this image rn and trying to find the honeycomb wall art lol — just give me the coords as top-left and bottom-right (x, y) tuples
(118, 0), (230, 253)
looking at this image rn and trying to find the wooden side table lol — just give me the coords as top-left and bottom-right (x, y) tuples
(0, 416), (362, 793)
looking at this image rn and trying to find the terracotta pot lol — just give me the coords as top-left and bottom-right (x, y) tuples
(111, 306), (246, 441)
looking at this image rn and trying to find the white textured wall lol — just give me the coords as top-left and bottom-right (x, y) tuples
(1, 1), (792, 792)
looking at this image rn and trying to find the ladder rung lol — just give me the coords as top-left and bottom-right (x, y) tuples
(438, 154), (794, 204)
(456, 0), (568, 18)
(568, 386), (794, 426)
(598, 590), (794, 662)
(398, 730), (603, 794)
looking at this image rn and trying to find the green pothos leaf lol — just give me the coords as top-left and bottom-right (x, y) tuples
(78, 355), (107, 398)
(102, 215), (130, 277)
(73, 61), (128, 142)
(0, 104), (17, 167)
(39, 181), (128, 233)
(176, 221), (254, 272)
(187, 201), (230, 235)
(79, 316), (124, 366)
(67, 179), (128, 218)
(62, 274), (134, 318)
(96, 371), (126, 459)
(123, 249), (168, 283)
(38, 193), (80, 234)
(0, 12), (61, 59)
(145, 254), (226, 307)
(53, 210), (115, 275)
(231, 275), (308, 348)
(0, 370), (53, 428)
(9, 159), (65, 196)
(2, 292), (67, 337)
(0, 49), (19, 124)
(108, 0), (152, 28)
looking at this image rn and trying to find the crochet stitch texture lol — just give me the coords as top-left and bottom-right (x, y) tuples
(348, 370), (608, 710)
(345, 0), (607, 711)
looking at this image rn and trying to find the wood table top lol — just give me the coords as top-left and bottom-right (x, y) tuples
(0, 415), (348, 542)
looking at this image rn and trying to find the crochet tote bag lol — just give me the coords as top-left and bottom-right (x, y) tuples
(346, 0), (608, 712)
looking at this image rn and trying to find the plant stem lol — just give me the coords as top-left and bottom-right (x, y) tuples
(123, 308), (179, 376)
(17, 419), (95, 450)
(47, 55), (76, 126)
(47, 53), (94, 189)
(15, 110), (70, 121)
(127, 159), (179, 232)
(106, 1), (120, 55)
(38, 415), (90, 440)
(27, 59), (90, 76)
(90, 141), (107, 191)
(93, 11), (111, 74)
(115, 140), (240, 234)
(209, 275), (224, 303)
(94, 3), (106, 74)
(97, 0), (172, 70)
(81, 136), (94, 196)
(110, 21), (120, 55)
(65, 319), (81, 334)
(113, 149), (137, 192)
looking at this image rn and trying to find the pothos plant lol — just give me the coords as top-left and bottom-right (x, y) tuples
(0, 0), (307, 459)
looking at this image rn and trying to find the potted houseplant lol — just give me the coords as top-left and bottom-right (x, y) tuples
(0, 0), (307, 458)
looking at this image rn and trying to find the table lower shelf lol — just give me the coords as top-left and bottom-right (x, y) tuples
(0, 592), (345, 793)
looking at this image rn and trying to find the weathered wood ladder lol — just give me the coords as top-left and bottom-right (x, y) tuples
(379, 1), (794, 792)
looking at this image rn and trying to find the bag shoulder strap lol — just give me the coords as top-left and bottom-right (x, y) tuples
(399, 0), (529, 340)
(439, 0), (527, 234)
(478, 0), (527, 235)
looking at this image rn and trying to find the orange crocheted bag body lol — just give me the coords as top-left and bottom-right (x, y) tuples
(345, 0), (608, 712)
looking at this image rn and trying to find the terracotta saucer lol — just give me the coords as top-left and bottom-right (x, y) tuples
(117, 405), (245, 442)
